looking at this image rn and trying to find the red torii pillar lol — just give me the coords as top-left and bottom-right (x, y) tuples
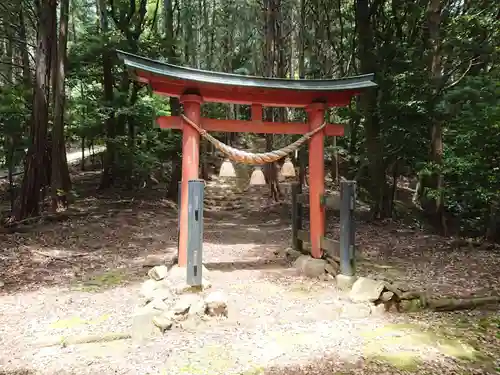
(178, 94), (202, 266)
(307, 102), (326, 259)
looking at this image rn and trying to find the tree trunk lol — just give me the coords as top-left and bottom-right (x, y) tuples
(164, 0), (183, 197)
(50, 0), (71, 212)
(262, 0), (281, 202)
(423, 0), (447, 234)
(15, 0), (54, 220)
(355, 0), (390, 219)
(98, 0), (116, 189)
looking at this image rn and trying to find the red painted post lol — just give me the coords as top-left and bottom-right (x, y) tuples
(307, 102), (326, 259)
(178, 94), (202, 267)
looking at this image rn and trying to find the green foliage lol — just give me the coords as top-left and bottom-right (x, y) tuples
(441, 76), (500, 234)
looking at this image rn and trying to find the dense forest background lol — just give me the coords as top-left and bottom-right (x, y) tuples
(0, 0), (499, 239)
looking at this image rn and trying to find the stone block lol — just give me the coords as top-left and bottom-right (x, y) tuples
(204, 291), (228, 317)
(349, 277), (385, 303)
(336, 274), (358, 291)
(131, 304), (163, 341)
(294, 255), (327, 278)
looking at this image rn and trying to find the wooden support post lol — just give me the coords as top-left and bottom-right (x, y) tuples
(306, 102), (325, 259)
(291, 183), (303, 252)
(178, 94), (202, 267)
(251, 104), (263, 121)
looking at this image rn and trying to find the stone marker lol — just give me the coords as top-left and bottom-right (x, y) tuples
(148, 265), (169, 281)
(349, 277), (385, 303)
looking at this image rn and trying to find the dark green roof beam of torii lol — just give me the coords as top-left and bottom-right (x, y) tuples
(116, 50), (377, 108)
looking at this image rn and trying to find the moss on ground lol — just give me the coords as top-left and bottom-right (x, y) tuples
(73, 269), (127, 292)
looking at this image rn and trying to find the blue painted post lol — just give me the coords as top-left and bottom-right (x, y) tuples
(340, 180), (356, 276)
(291, 183), (303, 251)
(186, 179), (204, 286)
(177, 181), (182, 262)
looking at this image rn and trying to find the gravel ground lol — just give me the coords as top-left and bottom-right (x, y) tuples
(0, 178), (498, 375)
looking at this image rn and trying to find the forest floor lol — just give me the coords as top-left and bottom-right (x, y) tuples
(0, 169), (499, 375)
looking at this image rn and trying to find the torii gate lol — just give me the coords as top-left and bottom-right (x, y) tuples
(117, 50), (376, 267)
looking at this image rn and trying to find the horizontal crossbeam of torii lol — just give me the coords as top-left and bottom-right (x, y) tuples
(117, 50), (376, 266)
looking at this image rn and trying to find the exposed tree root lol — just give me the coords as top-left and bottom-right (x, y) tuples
(427, 296), (500, 312)
(383, 281), (500, 312)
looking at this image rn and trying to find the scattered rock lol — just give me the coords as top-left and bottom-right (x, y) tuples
(148, 265), (169, 281)
(285, 248), (303, 260)
(294, 255), (309, 269)
(173, 294), (201, 315)
(144, 287), (173, 304)
(140, 279), (164, 299)
(370, 302), (388, 316)
(131, 304), (163, 341)
(380, 291), (395, 302)
(335, 274), (358, 291)
(294, 255), (327, 278)
(303, 259), (327, 278)
(324, 261), (339, 276)
(168, 265), (212, 294)
(349, 277), (385, 303)
(204, 291), (228, 317)
(147, 298), (169, 311)
(188, 296), (208, 317)
(0, 280), (4, 288)
(152, 314), (173, 332)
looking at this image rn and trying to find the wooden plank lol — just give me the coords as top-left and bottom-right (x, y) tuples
(323, 195), (340, 209)
(297, 229), (309, 243)
(251, 104), (263, 121)
(296, 193), (308, 204)
(320, 236), (341, 260)
(297, 229), (341, 261)
(296, 193), (340, 209)
(156, 116), (345, 136)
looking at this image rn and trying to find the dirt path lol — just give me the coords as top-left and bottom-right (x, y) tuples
(0, 176), (499, 375)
